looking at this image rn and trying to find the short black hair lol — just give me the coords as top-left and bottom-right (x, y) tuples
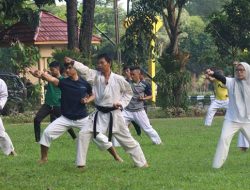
(216, 69), (224, 75)
(130, 66), (141, 71)
(97, 53), (112, 64)
(49, 61), (60, 68)
(122, 65), (130, 71)
(140, 68), (146, 75)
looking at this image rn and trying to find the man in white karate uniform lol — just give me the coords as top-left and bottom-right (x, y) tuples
(0, 79), (16, 156)
(123, 66), (162, 145)
(65, 54), (148, 168)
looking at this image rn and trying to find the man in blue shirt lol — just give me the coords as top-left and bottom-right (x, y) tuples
(28, 61), (76, 142)
(32, 62), (122, 166)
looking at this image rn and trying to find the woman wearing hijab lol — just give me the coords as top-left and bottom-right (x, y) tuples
(206, 62), (250, 169)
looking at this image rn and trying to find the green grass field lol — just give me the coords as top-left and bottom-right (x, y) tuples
(1, 117), (250, 190)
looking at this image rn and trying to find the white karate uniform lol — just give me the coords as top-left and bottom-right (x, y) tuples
(74, 61), (147, 167)
(237, 131), (249, 148)
(213, 77), (250, 168)
(213, 120), (250, 168)
(0, 79), (15, 155)
(40, 115), (112, 166)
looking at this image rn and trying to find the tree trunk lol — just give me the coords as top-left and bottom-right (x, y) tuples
(161, 1), (189, 108)
(79, 0), (96, 58)
(66, 0), (79, 49)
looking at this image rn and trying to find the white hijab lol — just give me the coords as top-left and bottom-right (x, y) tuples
(234, 62), (250, 119)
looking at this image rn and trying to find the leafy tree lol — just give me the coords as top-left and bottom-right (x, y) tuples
(96, 0), (113, 7)
(40, 4), (67, 19)
(206, 0), (250, 61)
(186, 0), (230, 18)
(121, 0), (157, 66)
(0, 42), (39, 74)
(93, 3), (126, 59)
(0, 0), (38, 30)
(149, 0), (191, 109)
(150, 0), (188, 56)
(180, 16), (223, 75)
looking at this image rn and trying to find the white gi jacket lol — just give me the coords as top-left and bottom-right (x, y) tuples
(73, 61), (133, 133)
(0, 79), (8, 111)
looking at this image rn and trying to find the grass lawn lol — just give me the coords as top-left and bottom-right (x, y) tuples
(0, 117), (250, 190)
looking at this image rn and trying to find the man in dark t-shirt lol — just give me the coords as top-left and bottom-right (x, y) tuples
(33, 62), (121, 166)
(28, 61), (76, 142)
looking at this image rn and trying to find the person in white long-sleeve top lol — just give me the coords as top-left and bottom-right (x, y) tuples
(206, 62), (250, 169)
(0, 79), (16, 156)
(204, 70), (249, 151)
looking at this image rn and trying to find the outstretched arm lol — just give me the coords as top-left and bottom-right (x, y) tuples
(205, 74), (215, 82)
(26, 68), (43, 79)
(206, 69), (226, 84)
(40, 71), (59, 86)
(64, 57), (97, 84)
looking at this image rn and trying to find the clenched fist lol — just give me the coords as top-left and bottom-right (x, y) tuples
(64, 57), (73, 64)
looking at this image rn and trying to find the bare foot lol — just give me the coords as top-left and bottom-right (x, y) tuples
(9, 151), (17, 156)
(38, 159), (48, 164)
(142, 163), (149, 168)
(114, 155), (124, 163)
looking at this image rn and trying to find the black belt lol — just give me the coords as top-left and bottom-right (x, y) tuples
(93, 105), (117, 141)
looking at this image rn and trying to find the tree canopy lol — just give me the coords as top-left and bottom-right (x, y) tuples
(206, 0), (250, 58)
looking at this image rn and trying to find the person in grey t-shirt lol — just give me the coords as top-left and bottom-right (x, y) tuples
(122, 66), (162, 145)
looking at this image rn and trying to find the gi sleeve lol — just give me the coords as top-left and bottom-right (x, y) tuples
(0, 80), (8, 110)
(225, 77), (234, 90)
(118, 77), (133, 109)
(73, 61), (97, 85)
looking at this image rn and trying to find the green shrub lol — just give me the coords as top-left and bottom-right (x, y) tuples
(25, 84), (42, 111)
